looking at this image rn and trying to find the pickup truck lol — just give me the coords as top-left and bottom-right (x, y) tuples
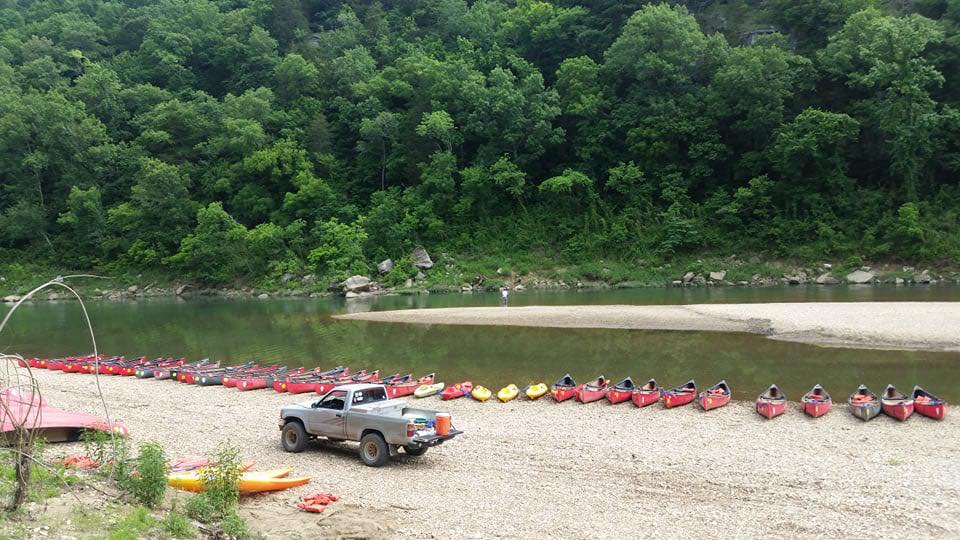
(279, 383), (463, 467)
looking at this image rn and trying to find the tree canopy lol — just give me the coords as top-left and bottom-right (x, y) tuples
(1, 0), (959, 285)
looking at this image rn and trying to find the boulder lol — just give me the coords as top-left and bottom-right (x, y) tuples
(280, 272), (296, 283)
(708, 271), (726, 281)
(257, 293), (269, 299)
(845, 270), (875, 284)
(175, 285), (191, 296)
(342, 275), (372, 293)
(514, 284), (525, 291)
(345, 291), (360, 299)
(692, 275), (706, 286)
(301, 274), (316, 285)
(127, 285), (138, 293)
(3, 295), (21, 303)
(823, 263), (832, 270)
(671, 280), (683, 287)
(412, 247), (433, 270)
(415, 271), (426, 281)
(460, 285), (473, 293)
(895, 277), (905, 285)
(404, 278), (414, 289)
(377, 259), (394, 274)
(682, 271), (696, 283)
(913, 272), (931, 284)
(815, 273), (839, 285)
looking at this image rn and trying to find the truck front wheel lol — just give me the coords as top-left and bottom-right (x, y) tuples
(281, 421), (308, 453)
(404, 445), (428, 457)
(359, 433), (389, 467)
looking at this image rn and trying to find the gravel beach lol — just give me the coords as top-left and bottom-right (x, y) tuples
(27, 368), (960, 539)
(336, 302), (960, 351)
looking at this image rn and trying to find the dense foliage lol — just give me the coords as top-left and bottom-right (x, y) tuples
(2, 0), (959, 285)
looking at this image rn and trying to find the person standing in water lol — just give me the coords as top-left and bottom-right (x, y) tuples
(500, 286), (509, 307)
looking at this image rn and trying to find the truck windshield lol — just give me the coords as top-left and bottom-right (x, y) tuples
(317, 390), (347, 410)
(352, 387), (388, 405)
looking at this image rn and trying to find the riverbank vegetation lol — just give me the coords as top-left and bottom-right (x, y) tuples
(2, 1), (959, 291)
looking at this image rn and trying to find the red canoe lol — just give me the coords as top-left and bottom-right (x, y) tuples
(631, 379), (660, 407)
(662, 380), (697, 408)
(1, 388), (128, 443)
(801, 384), (832, 418)
(441, 382), (473, 401)
(606, 377), (635, 405)
(551, 374), (577, 402)
(387, 374), (435, 399)
(912, 386), (947, 420)
(881, 384), (914, 421)
(576, 376), (608, 404)
(698, 380), (731, 411)
(755, 384), (787, 419)
(272, 367), (348, 393)
(316, 370), (379, 394)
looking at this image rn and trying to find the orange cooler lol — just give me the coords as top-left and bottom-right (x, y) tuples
(435, 413), (451, 436)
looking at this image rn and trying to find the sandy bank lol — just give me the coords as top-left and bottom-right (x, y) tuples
(336, 302), (960, 351)
(25, 369), (960, 539)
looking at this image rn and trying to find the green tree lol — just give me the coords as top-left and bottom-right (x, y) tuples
(57, 186), (107, 266)
(168, 202), (248, 284)
(308, 217), (369, 282)
(819, 9), (945, 200)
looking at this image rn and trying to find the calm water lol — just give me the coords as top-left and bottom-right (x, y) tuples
(2, 286), (959, 401)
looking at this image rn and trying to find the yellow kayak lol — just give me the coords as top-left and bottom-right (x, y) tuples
(471, 385), (492, 402)
(414, 382), (444, 398)
(168, 466), (310, 494)
(524, 383), (548, 400)
(497, 384), (519, 402)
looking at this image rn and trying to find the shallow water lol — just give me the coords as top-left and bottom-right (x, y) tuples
(2, 285), (959, 401)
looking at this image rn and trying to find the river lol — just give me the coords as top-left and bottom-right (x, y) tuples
(2, 285), (959, 401)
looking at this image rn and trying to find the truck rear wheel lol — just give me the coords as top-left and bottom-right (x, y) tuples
(404, 445), (428, 457)
(281, 421), (308, 453)
(359, 433), (389, 467)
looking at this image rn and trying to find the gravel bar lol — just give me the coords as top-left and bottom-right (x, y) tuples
(336, 302), (960, 351)
(27, 368), (960, 539)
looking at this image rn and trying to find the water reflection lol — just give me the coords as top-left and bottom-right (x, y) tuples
(1, 286), (958, 401)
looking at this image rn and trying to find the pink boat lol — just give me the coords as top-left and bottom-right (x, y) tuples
(1, 388), (128, 443)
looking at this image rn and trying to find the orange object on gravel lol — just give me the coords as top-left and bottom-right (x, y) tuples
(297, 492), (339, 513)
(63, 454), (98, 469)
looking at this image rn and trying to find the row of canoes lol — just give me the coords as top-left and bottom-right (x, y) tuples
(18, 355), (436, 400)
(18, 356), (948, 421)
(435, 374), (947, 421)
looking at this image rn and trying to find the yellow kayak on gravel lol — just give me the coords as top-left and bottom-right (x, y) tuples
(414, 382), (444, 398)
(168, 466), (310, 494)
(524, 383), (548, 400)
(471, 385), (492, 402)
(497, 384), (519, 402)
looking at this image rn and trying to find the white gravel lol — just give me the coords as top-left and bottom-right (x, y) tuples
(27, 368), (960, 539)
(337, 302), (960, 351)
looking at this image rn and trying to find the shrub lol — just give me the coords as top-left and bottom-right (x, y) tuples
(184, 493), (216, 523)
(161, 510), (197, 538)
(128, 441), (167, 508)
(201, 446), (242, 515)
(221, 510), (253, 540)
(108, 506), (156, 540)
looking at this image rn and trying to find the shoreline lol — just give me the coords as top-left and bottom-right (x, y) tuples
(336, 302), (960, 352)
(23, 368), (960, 538)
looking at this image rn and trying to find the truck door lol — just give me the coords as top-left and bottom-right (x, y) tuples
(308, 390), (348, 438)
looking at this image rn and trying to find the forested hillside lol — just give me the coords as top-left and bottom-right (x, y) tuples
(2, 0), (959, 288)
